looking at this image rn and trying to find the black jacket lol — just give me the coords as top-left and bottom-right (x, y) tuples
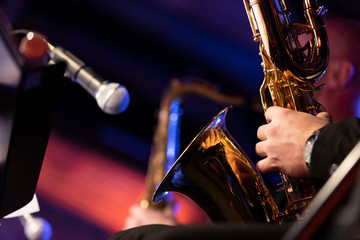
(310, 117), (360, 188)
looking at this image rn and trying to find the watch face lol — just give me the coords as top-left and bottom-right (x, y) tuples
(304, 140), (313, 165)
(303, 131), (320, 167)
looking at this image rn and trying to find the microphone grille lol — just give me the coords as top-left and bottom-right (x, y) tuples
(96, 82), (130, 114)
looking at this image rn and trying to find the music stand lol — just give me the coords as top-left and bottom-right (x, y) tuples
(0, 11), (65, 218)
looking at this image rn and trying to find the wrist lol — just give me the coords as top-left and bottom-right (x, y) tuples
(303, 130), (320, 168)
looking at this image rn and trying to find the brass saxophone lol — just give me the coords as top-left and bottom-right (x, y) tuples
(153, 0), (329, 223)
(140, 77), (244, 210)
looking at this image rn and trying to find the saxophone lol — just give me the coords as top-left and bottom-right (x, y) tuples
(140, 77), (244, 210)
(153, 0), (329, 223)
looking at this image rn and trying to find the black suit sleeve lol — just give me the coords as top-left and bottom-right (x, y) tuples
(309, 117), (360, 187)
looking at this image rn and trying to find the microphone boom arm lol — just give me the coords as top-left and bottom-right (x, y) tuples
(46, 40), (130, 114)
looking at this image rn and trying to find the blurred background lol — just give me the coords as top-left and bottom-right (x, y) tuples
(0, 0), (358, 239)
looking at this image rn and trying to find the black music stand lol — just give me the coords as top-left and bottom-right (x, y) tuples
(0, 12), (65, 218)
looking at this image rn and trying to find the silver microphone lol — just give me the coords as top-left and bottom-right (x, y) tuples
(47, 42), (130, 115)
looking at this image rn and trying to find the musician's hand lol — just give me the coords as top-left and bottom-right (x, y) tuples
(123, 204), (178, 230)
(255, 106), (331, 178)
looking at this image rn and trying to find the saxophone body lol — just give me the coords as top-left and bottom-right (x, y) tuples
(153, 0), (329, 223)
(245, 0), (329, 218)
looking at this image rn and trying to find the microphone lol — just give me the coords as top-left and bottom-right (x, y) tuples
(47, 42), (130, 115)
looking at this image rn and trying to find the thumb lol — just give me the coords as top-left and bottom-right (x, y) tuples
(256, 159), (276, 174)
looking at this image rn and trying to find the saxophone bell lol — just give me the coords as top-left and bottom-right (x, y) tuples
(154, 107), (281, 223)
(142, 77), (244, 211)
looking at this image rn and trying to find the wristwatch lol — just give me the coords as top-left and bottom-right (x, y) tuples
(303, 130), (320, 168)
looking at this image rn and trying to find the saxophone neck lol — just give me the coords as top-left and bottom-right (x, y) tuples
(245, 0), (329, 112)
(245, 0), (329, 83)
